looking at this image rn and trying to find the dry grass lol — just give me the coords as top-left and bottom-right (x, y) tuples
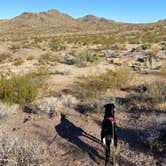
(73, 67), (133, 99)
(128, 81), (166, 108)
(0, 132), (48, 166)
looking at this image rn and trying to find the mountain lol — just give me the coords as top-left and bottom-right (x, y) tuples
(0, 9), (165, 40)
(77, 14), (120, 30)
(78, 15), (115, 23)
(0, 10), (121, 35)
(9, 9), (79, 28)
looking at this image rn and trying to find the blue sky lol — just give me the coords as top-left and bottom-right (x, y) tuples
(0, 0), (165, 23)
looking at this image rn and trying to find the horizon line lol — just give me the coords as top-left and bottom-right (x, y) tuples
(0, 9), (165, 24)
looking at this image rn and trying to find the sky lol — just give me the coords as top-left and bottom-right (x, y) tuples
(0, 0), (165, 23)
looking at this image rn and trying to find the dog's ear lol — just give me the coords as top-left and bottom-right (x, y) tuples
(60, 113), (66, 120)
(104, 105), (107, 109)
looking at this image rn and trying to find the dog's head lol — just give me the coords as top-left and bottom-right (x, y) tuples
(104, 103), (116, 118)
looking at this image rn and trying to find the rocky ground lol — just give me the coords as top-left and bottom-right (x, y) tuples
(0, 94), (165, 166)
(0, 38), (166, 166)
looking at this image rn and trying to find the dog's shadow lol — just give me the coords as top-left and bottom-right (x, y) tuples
(55, 114), (103, 162)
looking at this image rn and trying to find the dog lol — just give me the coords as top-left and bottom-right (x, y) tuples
(101, 103), (117, 166)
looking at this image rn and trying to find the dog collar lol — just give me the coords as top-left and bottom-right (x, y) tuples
(107, 117), (116, 123)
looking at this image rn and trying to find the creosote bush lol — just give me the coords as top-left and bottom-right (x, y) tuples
(0, 71), (44, 105)
(74, 67), (132, 99)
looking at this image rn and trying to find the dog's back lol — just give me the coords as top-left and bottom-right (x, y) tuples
(101, 119), (113, 140)
(101, 103), (117, 146)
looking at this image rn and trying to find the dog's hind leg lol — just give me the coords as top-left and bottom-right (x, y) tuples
(104, 146), (109, 166)
(105, 141), (110, 166)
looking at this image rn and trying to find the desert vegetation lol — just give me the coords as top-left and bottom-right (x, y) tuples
(127, 81), (166, 108)
(0, 69), (47, 105)
(0, 132), (48, 166)
(0, 9), (165, 166)
(73, 67), (132, 99)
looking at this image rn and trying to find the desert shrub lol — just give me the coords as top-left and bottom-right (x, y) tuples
(74, 51), (100, 67)
(126, 35), (141, 44)
(0, 53), (11, 63)
(161, 43), (166, 50)
(10, 45), (20, 52)
(110, 43), (126, 50)
(0, 72), (43, 104)
(61, 51), (101, 66)
(61, 56), (75, 65)
(38, 53), (58, 65)
(13, 58), (24, 66)
(128, 81), (166, 108)
(34, 37), (43, 43)
(49, 39), (65, 51)
(26, 56), (34, 60)
(161, 64), (166, 78)
(73, 67), (132, 99)
(0, 133), (48, 166)
(141, 43), (151, 50)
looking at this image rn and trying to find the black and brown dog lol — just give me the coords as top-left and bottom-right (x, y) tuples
(101, 103), (117, 166)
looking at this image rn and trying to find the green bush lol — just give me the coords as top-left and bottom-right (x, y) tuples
(0, 72), (42, 104)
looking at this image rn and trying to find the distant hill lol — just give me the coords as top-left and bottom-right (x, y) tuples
(77, 14), (120, 30)
(78, 14), (115, 23)
(0, 9), (165, 40)
(9, 9), (79, 28)
(2, 10), (121, 31)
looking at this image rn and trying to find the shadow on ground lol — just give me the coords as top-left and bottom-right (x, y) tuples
(55, 114), (103, 163)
